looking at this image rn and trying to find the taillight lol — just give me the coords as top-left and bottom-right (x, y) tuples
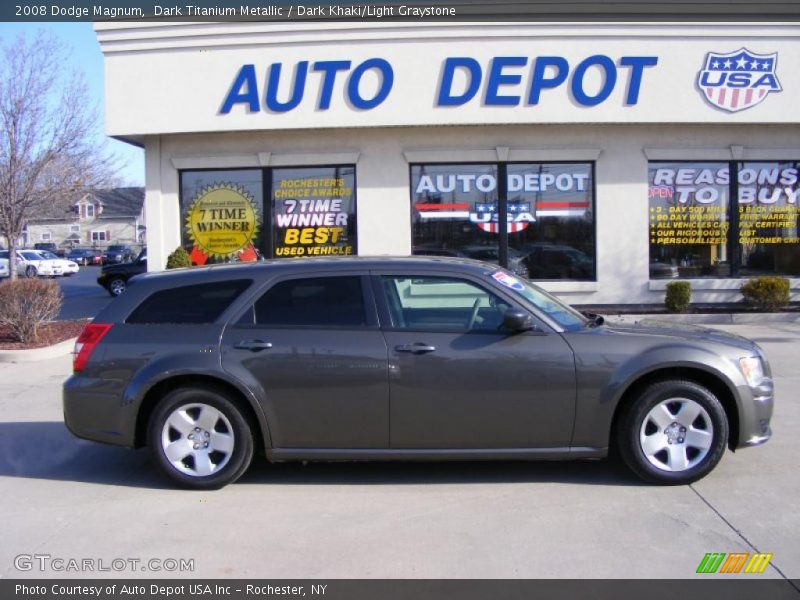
(73, 323), (113, 372)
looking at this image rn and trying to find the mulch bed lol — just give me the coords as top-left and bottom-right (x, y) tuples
(0, 320), (87, 350)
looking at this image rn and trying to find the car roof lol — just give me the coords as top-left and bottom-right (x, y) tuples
(133, 255), (499, 284)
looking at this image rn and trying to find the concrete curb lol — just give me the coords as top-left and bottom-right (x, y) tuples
(607, 312), (800, 325)
(0, 337), (76, 363)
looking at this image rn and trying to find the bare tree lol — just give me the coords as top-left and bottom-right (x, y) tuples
(0, 31), (118, 280)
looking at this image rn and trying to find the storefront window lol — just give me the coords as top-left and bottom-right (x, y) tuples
(271, 166), (357, 258)
(648, 160), (800, 278)
(180, 166), (356, 264)
(648, 162), (730, 278)
(411, 163), (595, 280)
(738, 161), (800, 276)
(411, 164), (500, 265)
(506, 163), (594, 280)
(180, 169), (264, 265)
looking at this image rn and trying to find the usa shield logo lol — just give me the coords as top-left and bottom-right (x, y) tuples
(697, 48), (782, 112)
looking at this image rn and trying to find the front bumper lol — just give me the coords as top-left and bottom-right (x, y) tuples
(734, 381), (774, 449)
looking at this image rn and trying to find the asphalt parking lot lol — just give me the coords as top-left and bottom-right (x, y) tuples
(0, 322), (798, 581)
(56, 266), (113, 320)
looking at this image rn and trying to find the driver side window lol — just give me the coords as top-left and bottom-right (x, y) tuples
(381, 276), (509, 332)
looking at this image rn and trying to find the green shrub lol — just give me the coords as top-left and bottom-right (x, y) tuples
(0, 278), (63, 343)
(740, 277), (790, 311)
(166, 246), (191, 269)
(665, 281), (691, 313)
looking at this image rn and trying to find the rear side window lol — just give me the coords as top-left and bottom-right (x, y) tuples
(248, 276), (366, 328)
(127, 280), (252, 324)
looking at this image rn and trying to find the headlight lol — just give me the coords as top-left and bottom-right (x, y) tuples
(739, 356), (766, 387)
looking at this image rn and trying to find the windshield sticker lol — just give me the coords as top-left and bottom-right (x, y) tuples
(492, 271), (525, 291)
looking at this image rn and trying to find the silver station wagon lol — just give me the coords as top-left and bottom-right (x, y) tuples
(64, 257), (773, 489)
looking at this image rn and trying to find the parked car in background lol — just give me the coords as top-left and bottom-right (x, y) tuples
(0, 250), (63, 278)
(0, 258), (8, 279)
(649, 261), (680, 279)
(523, 244), (594, 280)
(68, 248), (103, 266)
(34, 242), (66, 258)
(65, 256), (773, 489)
(37, 251), (80, 276)
(97, 248), (147, 296)
(459, 245), (529, 277)
(102, 245), (136, 265)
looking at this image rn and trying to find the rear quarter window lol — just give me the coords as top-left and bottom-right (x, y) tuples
(126, 279), (252, 325)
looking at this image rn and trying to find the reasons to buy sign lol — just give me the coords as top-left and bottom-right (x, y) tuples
(648, 164), (800, 246)
(185, 183), (260, 258)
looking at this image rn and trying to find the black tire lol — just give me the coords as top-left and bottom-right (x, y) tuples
(616, 379), (728, 485)
(147, 386), (254, 490)
(107, 277), (127, 297)
(24, 265), (37, 278)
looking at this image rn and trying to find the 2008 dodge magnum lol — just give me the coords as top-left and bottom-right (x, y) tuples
(64, 257), (773, 489)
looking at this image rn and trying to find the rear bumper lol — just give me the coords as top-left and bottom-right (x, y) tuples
(63, 375), (137, 448)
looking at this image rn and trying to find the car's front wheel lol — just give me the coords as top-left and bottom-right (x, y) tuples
(617, 379), (728, 485)
(148, 387), (254, 490)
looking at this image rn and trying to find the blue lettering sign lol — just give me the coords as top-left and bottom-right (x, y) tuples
(220, 64), (260, 113)
(220, 54), (659, 115)
(312, 60), (352, 110)
(437, 57), (482, 106)
(528, 56), (569, 104)
(347, 58), (394, 109)
(265, 61), (308, 113)
(485, 56), (527, 106)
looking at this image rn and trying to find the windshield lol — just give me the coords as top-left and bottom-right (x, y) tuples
(107, 246), (126, 252)
(488, 270), (588, 331)
(40, 251), (58, 259)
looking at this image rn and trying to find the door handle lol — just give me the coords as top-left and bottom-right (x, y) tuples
(395, 343), (436, 355)
(234, 340), (273, 352)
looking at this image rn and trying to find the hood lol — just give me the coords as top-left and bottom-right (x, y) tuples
(101, 262), (133, 274)
(601, 319), (759, 353)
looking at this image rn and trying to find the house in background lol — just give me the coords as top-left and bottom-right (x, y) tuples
(23, 188), (145, 252)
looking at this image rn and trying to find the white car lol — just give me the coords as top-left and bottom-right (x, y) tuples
(0, 250), (63, 278)
(0, 258), (8, 278)
(37, 250), (80, 276)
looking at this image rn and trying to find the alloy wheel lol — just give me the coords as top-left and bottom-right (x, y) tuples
(108, 278), (126, 295)
(160, 403), (235, 477)
(639, 397), (714, 472)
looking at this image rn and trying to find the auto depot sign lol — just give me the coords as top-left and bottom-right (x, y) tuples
(100, 25), (799, 136)
(220, 54), (660, 113)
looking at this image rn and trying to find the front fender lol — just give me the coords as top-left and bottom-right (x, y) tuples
(570, 342), (746, 449)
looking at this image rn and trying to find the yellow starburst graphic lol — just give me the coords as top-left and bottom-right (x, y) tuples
(185, 183), (260, 258)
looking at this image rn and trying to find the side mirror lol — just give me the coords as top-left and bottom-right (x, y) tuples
(503, 308), (534, 332)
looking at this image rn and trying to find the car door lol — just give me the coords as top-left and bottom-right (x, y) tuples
(374, 271), (576, 450)
(220, 272), (390, 449)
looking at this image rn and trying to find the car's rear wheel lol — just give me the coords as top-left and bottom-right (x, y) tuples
(617, 379), (728, 485)
(24, 265), (36, 278)
(107, 277), (127, 296)
(148, 387), (254, 490)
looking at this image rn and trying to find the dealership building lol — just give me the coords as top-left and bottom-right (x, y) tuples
(95, 19), (800, 306)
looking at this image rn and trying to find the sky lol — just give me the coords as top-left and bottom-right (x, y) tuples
(0, 22), (145, 186)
